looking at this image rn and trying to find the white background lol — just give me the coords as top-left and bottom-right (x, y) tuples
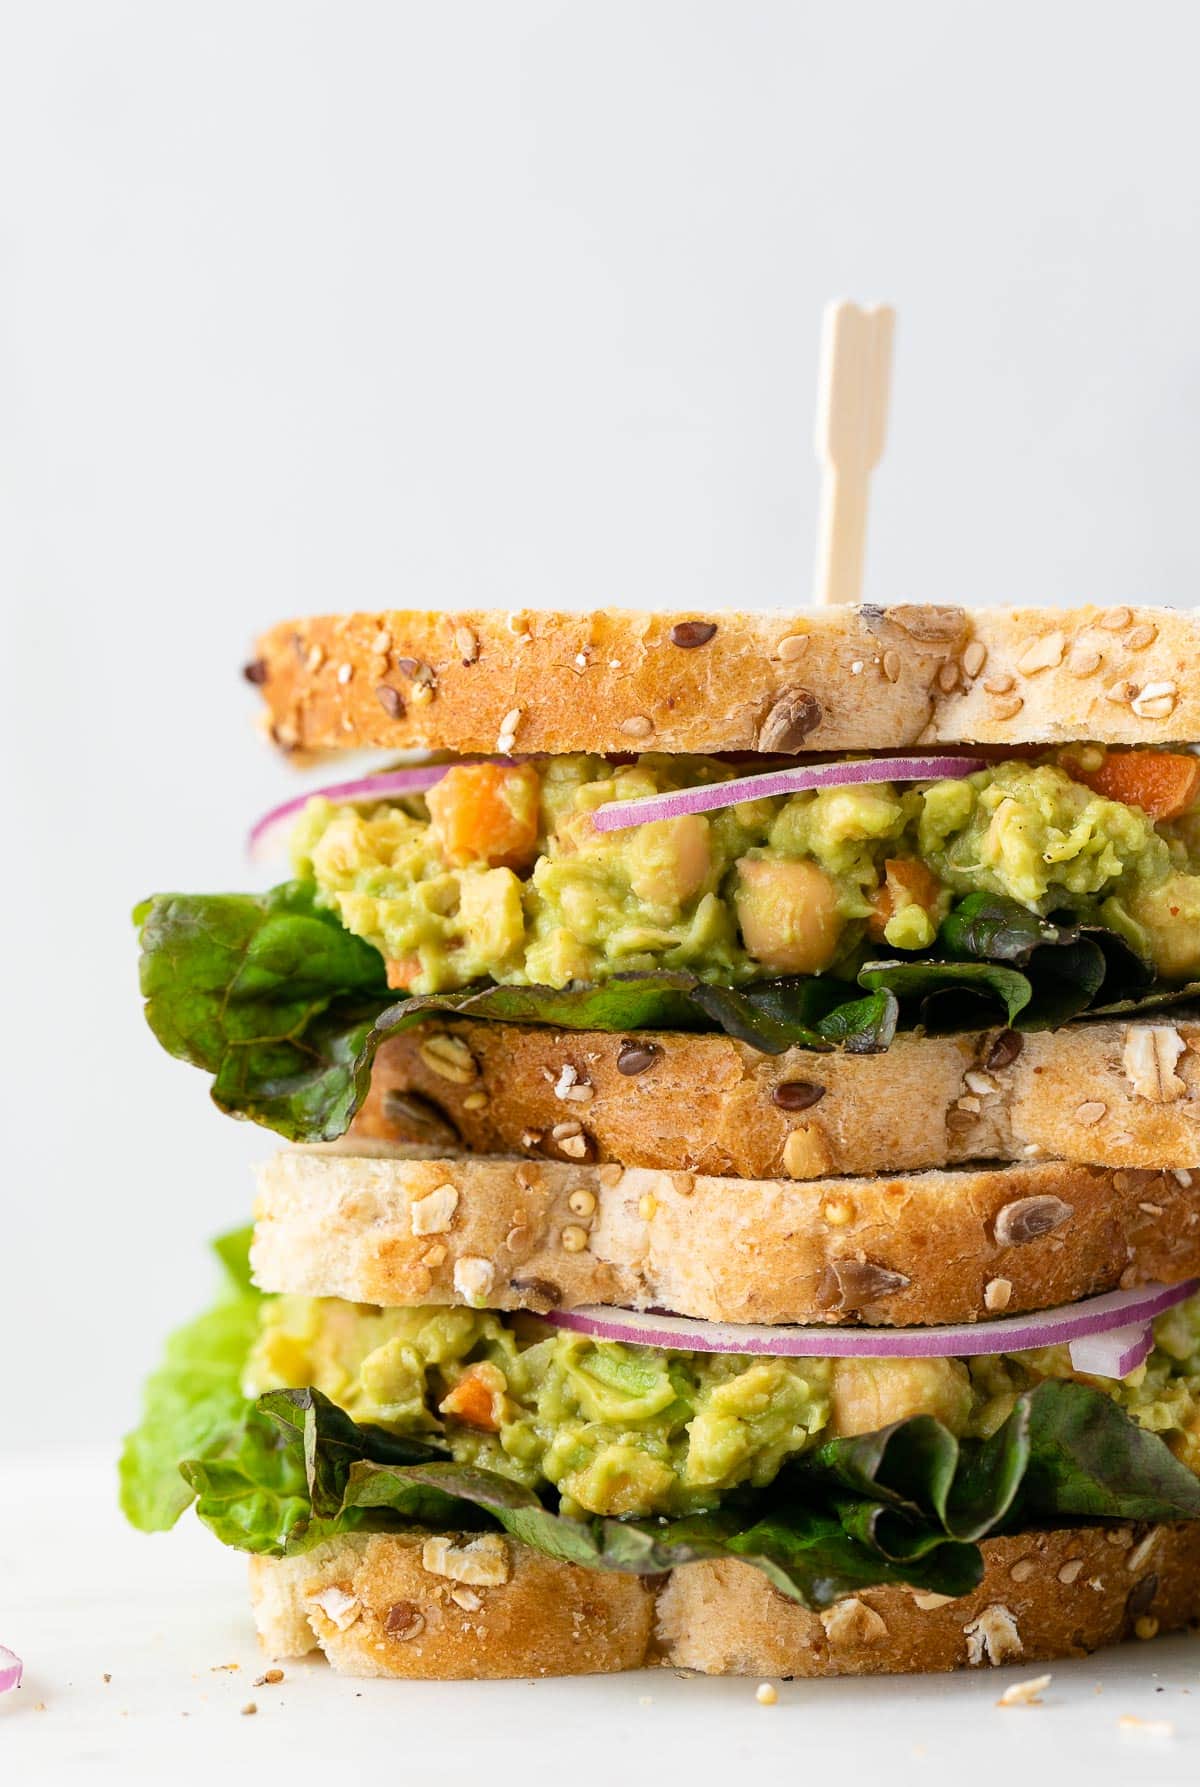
(5, 0), (1200, 1454)
(8, 6), (1200, 1777)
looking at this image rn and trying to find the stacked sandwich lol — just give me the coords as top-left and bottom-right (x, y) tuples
(124, 601), (1200, 1679)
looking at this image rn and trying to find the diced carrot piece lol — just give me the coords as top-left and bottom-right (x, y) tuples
(868, 858), (943, 942)
(1063, 749), (1200, 822)
(385, 954), (422, 991)
(439, 1363), (506, 1432)
(426, 763), (541, 870)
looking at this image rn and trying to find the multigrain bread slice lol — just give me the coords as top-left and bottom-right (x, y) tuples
(250, 1520), (1196, 1678)
(355, 1013), (1200, 1179)
(251, 1148), (1200, 1327)
(251, 603), (1200, 757)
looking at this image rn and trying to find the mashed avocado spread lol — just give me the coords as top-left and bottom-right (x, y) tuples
(291, 752), (1200, 995)
(243, 1292), (1200, 1519)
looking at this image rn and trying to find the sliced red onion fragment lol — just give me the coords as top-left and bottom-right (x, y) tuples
(250, 752), (989, 857)
(1066, 1322), (1154, 1380)
(0, 1646), (21, 1695)
(544, 1279), (1197, 1380)
(589, 754), (987, 833)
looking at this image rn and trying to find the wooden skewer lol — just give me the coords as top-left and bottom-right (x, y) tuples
(813, 299), (895, 605)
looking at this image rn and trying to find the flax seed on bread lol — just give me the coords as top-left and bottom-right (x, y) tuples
(354, 1013), (1200, 1178)
(252, 604), (1200, 757)
(249, 1520), (1200, 1679)
(250, 1147), (1200, 1327)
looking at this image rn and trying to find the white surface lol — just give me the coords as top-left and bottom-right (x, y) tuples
(5, 9), (1200, 1774)
(7, 0), (1200, 1455)
(4, 1452), (1200, 1786)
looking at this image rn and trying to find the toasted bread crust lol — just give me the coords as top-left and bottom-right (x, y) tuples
(251, 1148), (1200, 1326)
(354, 1013), (1200, 1178)
(249, 1532), (654, 1678)
(249, 1521), (1200, 1678)
(253, 604), (1200, 756)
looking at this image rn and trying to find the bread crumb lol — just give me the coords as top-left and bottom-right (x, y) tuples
(241, 1702), (258, 1716)
(756, 1683), (778, 1706)
(1118, 1715), (1175, 1738)
(996, 1673), (1051, 1707)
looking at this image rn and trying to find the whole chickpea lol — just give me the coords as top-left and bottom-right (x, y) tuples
(734, 857), (843, 974)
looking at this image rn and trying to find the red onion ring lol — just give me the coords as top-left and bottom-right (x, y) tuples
(0, 1645), (21, 1695)
(544, 1280), (1197, 1379)
(250, 752), (990, 858)
(589, 755), (988, 833)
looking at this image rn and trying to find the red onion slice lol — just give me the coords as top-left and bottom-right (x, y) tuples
(544, 1279), (1196, 1379)
(248, 761), (502, 860)
(250, 752), (989, 856)
(589, 755), (987, 833)
(0, 1646), (21, 1695)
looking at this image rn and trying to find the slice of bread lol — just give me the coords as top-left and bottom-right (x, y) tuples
(251, 1147), (1200, 1327)
(355, 1012), (1200, 1179)
(249, 1519), (1194, 1678)
(252, 603), (1199, 756)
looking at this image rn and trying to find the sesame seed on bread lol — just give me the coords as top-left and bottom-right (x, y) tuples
(352, 1012), (1200, 1180)
(250, 604), (1200, 757)
(251, 1147), (1200, 1328)
(249, 1520), (1197, 1678)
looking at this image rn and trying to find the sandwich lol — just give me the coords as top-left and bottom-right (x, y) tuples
(123, 601), (1200, 1679)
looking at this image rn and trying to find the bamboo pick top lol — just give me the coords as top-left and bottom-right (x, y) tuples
(813, 299), (896, 605)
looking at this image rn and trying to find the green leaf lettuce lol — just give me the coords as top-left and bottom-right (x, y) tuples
(135, 884), (1199, 1144)
(121, 1269), (1200, 1608)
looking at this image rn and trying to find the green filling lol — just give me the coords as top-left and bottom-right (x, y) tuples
(136, 753), (1200, 1145)
(242, 1292), (1200, 1520)
(120, 1234), (1200, 1616)
(292, 754), (1200, 994)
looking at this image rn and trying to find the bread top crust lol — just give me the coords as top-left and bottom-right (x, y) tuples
(251, 1146), (1200, 1327)
(355, 1012), (1200, 1179)
(252, 603), (1200, 756)
(250, 1520), (1198, 1679)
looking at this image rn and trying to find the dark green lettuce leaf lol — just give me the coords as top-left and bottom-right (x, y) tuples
(409, 973), (833, 1051)
(939, 894), (1073, 963)
(1012, 1379), (1200, 1522)
(937, 894), (1159, 1028)
(262, 1386), (449, 1516)
(255, 1388), (949, 1602)
(136, 882), (1200, 1144)
(346, 1460), (983, 1605)
(262, 1388), (982, 1605)
(858, 959), (1033, 1035)
(135, 883), (390, 1138)
(246, 1380), (1200, 1609)
(811, 988), (898, 1051)
(124, 1277), (1200, 1605)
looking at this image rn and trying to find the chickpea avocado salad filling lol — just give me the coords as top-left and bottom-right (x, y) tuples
(120, 1230), (1200, 1611)
(294, 750), (1200, 992)
(136, 746), (1200, 1143)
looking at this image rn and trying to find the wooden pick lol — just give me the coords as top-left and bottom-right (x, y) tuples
(813, 300), (896, 605)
